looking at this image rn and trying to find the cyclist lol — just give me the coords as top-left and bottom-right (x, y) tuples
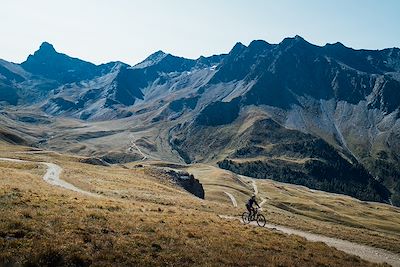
(246, 195), (260, 218)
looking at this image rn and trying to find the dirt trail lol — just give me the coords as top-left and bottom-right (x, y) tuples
(128, 140), (147, 160)
(224, 191), (238, 207)
(259, 198), (267, 207)
(0, 157), (97, 197)
(249, 178), (267, 207)
(252, 180), (258, 195)
(220, 215), (400, 267)
(2, 157), (399, 266)
(128, 134), (153, 161)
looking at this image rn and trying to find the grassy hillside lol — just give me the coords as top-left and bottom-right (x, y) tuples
(0, 143), (385, 266)
(172, 112), (390, 203)
(185, 164), (400, 254)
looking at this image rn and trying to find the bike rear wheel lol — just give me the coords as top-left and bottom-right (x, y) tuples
(256, 214), (266, 227)
(242, 212), (251, 224)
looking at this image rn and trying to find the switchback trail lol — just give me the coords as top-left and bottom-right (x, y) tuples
(220, 215), (400, 267)
(224, 191), (238, 207)
(249, 178), (267, 207)
(2, 157), (399, 266)
(0, 157), (97, 197)
(128, 140), (147, 160)
(252, 180), (258, 195)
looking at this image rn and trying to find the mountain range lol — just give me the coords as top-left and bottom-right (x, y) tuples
(1, 36), (399, 206)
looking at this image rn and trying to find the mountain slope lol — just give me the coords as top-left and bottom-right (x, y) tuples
(21, 42), (104, 84)
(0, 37), (400, 205)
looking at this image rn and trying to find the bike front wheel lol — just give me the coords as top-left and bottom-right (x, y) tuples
(242, 212), (251, 224)
(256, 214), (266, 227)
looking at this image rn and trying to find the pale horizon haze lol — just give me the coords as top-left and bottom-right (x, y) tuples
(1, 0), (399, 66)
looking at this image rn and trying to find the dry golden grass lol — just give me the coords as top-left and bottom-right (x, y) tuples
(186, 164), (252, 207)
(0, 143), (385, 266)
(255, 178), (400, 254)
(184, 163), (400, 254)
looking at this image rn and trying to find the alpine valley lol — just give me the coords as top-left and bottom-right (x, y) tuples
(1, 36), (400, 206)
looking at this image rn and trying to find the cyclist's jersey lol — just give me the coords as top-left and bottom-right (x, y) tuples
(246, 198), (258, 207)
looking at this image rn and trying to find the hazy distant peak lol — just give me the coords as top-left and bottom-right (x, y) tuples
(228, 42), (247, 56)
(152, 50), (167, 57)
(132, 50), (168, 69)
(232, 42), (246, 50)
(249, 39), (270, 47)
(281, 35), (307, 44)
(23, 41), (59, 63)
(279, 35), (318, 51)
(20, 40), (101, 83)
(248, 40), (273, 52)
(294, 34), (305, 41)
(147, 50), (168, 61)
(39, 41), (56, 52)
(325, 41), (347, 48)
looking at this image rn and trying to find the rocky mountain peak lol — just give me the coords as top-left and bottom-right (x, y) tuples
(133, 50), (168, 69)
(279, 35), (314, 49)
(38, 41), (56, 53)
(21, 41), (99, 83)
(150, 50), (167, 58)
(229, 42), (247, 55)
(325, 41), (346, 48)
(248, 39), (271, 49)
(25, 42), (58, 62)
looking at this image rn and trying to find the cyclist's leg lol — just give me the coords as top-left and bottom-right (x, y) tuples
(246, 204), (251, 213)
(246, 204), (252, 217)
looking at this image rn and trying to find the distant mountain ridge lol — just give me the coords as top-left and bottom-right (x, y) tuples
(4, 38), (399, 114)
(1, 37), (400, 206)
(21, 42), (122, 84)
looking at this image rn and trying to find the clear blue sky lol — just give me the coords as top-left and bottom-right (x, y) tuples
(1, 0), (399, 65)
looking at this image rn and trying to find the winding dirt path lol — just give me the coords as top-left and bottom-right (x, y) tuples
(128, 140), (147, 160)
(224, 191), (238, 207)
(259, 198), (267, 207)
(0, 157), (97, 197)
(233, 177), (400, 265)
(128, 134), (153, 161)
(2, 157), (399, 266)
(220, 215), (400, 267)
(251, 180), (258, 195)
(249, 179), (267, 207)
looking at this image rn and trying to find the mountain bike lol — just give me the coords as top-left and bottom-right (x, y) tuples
(242, 207), (266, 227)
